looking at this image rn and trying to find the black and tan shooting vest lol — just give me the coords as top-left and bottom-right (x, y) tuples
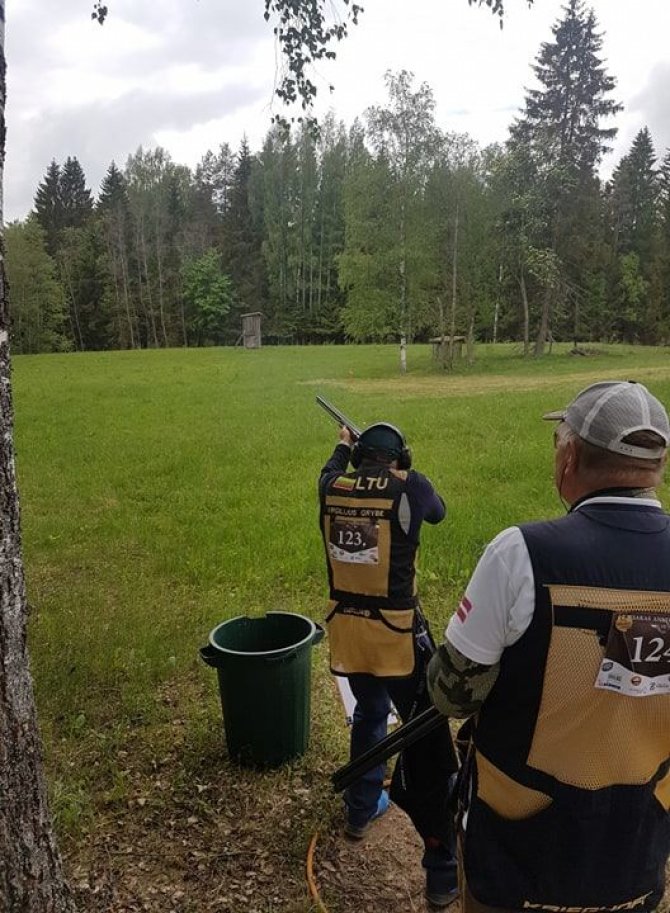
(319, 465), (419, 678)
(462, 501), (670, 913)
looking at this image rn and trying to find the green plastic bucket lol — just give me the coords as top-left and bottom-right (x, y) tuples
(200, 612), (323, 767)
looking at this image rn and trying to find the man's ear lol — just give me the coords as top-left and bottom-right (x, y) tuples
(563, 437), (580, 474)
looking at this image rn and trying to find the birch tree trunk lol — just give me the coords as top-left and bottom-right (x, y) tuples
(0, 6), (76, 909)
(519, 269), (530, 356)
(399, 198), (407, 374)
(534, 226), (559, 357)
(448, 204), (459, 368)
(534, 282), (551, 356)
(119, 239), (136, 349)
(493, 261), (502, 344)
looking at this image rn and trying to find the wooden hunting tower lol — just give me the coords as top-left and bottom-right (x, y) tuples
(241, 312), (262, 349)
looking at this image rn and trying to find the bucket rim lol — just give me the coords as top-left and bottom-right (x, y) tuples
(207, 611), (318, 658)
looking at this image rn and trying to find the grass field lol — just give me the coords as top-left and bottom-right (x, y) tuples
(14, 341), (670, 725)
(11, 342), (670, 911)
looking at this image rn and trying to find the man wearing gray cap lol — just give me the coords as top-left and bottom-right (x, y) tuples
(427, 380), (670, 913)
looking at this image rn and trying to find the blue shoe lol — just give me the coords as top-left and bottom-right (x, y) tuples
(344, 789), (390, 839)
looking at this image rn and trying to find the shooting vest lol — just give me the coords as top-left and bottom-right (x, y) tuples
(462, 502), (670, 913)
(320, 465), (419, 678)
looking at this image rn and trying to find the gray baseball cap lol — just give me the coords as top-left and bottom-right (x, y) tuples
(543, 380), (670, 460)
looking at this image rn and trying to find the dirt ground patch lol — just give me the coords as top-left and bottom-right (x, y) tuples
(306, 365), (670, 400)
(314, 803), (458, 913)
(58, 679), (670, 913)
(64, 766), (669, 913)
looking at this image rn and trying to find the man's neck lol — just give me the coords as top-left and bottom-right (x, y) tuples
(569, 486), (658, 511)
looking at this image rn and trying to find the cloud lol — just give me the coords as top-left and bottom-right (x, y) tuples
(629, 62), (670, 158)
(5, 80), (264, 220)
(4, 0), (276, 219)
(5, 0), (670, 221)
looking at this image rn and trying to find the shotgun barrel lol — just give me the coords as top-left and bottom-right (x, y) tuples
(331, 704), (448, 793)
(316, 395), (362, 441)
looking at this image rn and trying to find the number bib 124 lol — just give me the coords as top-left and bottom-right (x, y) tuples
(595, 612), (670, 697)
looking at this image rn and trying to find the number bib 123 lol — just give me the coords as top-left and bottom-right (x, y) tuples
(595, 612), (670, 697)
(328, 517), (380, 565)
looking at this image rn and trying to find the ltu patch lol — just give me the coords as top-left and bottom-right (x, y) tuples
(456, 595), (473, 623)
(332, 476), (355, 491)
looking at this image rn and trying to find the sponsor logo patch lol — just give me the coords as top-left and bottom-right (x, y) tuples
(614, 614), (633, 633)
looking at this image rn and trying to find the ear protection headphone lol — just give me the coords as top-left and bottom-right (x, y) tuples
(351, 422), (412, 471)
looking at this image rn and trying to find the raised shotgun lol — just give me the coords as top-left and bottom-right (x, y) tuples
(315, 395), (362, 441)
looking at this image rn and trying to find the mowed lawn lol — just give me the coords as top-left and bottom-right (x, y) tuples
(13, 342), (670, 733)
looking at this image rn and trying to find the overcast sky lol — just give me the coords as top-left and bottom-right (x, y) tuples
(5, 0), (670, 222)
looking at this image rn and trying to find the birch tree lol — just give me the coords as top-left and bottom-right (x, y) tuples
(348, 70), (437, 371)
(0, 3), (76, 908)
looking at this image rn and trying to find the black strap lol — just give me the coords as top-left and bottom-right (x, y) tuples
(553, 605), (611, 642)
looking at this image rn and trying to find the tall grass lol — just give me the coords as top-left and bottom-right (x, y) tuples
(12, 343), (670, 733)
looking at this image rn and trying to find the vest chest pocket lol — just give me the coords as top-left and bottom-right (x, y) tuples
(325, 603), (416, 678)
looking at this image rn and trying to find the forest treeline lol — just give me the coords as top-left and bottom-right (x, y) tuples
(6, 0), (670, 356)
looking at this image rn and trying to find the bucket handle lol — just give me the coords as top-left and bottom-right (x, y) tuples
(199, 644), (224, 668)
(312, 623), (325, 646)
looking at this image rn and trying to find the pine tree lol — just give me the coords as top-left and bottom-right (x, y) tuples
(611, 128), (658, 259)
(657, 149), (670, 338)
(98, 160), (126, 212)
(98, 161), (138, 348)
(60, 156), (94, 229)
(312, 113), (347, 339)
(260, 126), (299, 337)
(33, 160), (63, 257)
(223, 137), (267, 332)
(195, 143), (236, 218)
(512, 0), (620, 174)
(609, 129), (660, 341)
(511, 0), (621, 353)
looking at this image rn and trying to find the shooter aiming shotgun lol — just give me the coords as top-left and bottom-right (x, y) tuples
(316, 395), (459, 905)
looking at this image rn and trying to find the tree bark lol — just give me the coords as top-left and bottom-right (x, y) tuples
(519, 269), (530, 356)
(0, 7), (76, 908)
(59, 255), (84, 351)
(467, 308), (475, 365)
(534, 281), (551, 356)
(493, 261), (502, 344)
(137, 220), (158, 347)
(118, 236), (136, 349)
(399, 198), (408, 374)
(448, 204), (459, 368)
(154, 228), (169, 347)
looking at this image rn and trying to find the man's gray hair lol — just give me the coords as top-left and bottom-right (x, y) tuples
(556, 421), (666, 478)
